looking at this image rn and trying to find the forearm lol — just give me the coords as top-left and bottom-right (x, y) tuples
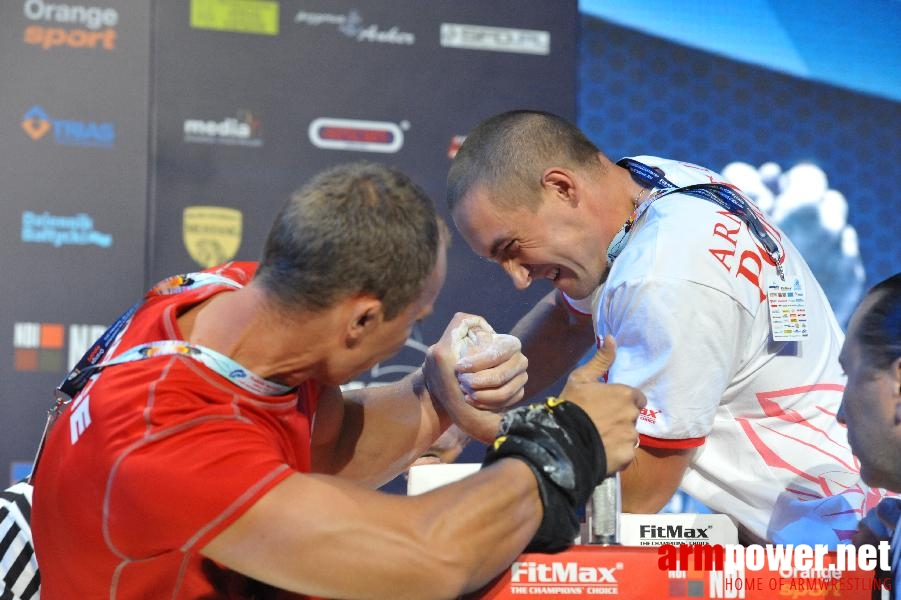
(209, 388), (623, 598)
(297, 461), (543, 598)
(512, 290), (594, 398)
(619, 446), (694, 513)
(323, 370), (450, 487)
(269, 463), (544, 599)
(404, 459), (543, 596)
(205, 461), (543, 600)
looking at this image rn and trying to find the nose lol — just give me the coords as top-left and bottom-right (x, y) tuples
(502, 259), (532, 290)
(836, 397), (847, 425)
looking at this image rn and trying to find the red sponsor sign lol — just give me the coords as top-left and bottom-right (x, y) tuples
(469, 546), (884, 599)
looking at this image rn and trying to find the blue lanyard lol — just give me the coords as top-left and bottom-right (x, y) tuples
(85, 340), (294, 397)
(55, 301), (142, 400)
(612, 158), (785, 281)
(31, 271), (292, 484)
(54, 271), (291, 403)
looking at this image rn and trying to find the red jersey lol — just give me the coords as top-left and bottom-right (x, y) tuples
(32, 263), (320, 598)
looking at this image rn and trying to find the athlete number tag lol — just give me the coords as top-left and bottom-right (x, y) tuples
(767, 275), (809, 342)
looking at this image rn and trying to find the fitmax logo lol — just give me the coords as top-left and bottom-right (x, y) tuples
(510, 561), (619, 584)
(21, 105), (115, 148)
(640, 524), (712, 540)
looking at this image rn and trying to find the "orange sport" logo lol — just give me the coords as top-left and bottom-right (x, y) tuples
(22, 0), (118, 50)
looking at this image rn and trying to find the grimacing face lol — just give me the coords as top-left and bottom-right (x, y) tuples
(452, 184), (608, 301)
(837, 292), (901, 491)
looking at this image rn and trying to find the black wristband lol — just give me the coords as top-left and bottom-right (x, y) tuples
(482, 398), (607, 553)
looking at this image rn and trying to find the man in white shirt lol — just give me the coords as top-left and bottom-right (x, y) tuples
(448, 109), (894, 545)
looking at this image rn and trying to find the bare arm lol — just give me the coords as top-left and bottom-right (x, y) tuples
(619, 445), (696, 513)
(203, 459), (542, 600)
(205, 340), (647, 600)
(515, 290), (694, 510)
(311, 312), (529, 486)
(310, 372), (448, 487)
(512, 290), (595, 398)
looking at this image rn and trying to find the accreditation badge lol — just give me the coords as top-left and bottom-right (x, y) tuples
(767, 275), (809, 342)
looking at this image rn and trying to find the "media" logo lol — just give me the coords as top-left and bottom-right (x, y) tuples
(183, 110), (263, 147)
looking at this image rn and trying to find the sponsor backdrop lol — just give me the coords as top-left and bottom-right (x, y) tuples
(1, 0), (152, 484)
(578, 15), (901, 328)
(2, 1), (897, 500)
(1, 0), (578, 485)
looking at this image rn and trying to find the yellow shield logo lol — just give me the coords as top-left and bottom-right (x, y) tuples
(182, 206), (243, 268)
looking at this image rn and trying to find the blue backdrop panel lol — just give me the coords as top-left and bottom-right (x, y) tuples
(579, 15), (900, 324)
(0, 0), (151, 484)
(579, 13), (900, 512)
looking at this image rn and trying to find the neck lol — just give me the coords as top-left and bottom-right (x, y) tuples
(633, 183), (651, 207)
(178, 285), (332, 386)
(595, 154), (647, 236)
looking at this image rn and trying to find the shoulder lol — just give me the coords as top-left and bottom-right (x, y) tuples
(628, 156), (727, 187)
(206, 261), (258, 285)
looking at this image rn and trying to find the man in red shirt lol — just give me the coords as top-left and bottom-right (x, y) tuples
(31, 162), (645, 598)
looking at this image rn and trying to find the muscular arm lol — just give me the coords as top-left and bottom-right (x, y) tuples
(203, 459), (542, 600)
(310, 372), (452, 487)
(512, 290), (595, 398)
(205, 344), (646, 599)
(619, 445), (696, 513)
(599, 277), (743, 514)
(312, 313), (528, 486)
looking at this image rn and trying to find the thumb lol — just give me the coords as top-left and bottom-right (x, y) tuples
(574, 335), (617, 381)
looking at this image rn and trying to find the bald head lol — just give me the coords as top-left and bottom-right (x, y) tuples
(447, 110), (603, 213)
(850, 273), (901, 372)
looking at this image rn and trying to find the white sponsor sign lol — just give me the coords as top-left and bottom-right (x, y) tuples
(440, 23), (550, 55)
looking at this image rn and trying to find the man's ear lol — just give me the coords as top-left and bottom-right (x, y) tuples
(893, 356), (901, 390)
(892, 356), (901, 425)
(541, 167), (578, 205)
(345, 296), (384, 347)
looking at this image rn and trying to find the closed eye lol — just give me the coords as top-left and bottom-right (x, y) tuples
(489, 237), (518, 261)
(499, 239), (520, 259)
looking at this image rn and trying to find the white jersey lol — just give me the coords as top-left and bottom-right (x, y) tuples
(565, 156), (890, 545)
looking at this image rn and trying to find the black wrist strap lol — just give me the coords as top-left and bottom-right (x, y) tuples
(482, 398), (607, 553)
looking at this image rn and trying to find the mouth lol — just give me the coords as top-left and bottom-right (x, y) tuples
(548, 266), (561, 283)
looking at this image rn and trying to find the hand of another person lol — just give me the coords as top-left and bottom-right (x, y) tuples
(453, 316), (528, 410)
(410, 425), (471, 468)
(423, 313), (528, 442)
(852, 497), (901, 547)
(558, 335), (646, 476)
